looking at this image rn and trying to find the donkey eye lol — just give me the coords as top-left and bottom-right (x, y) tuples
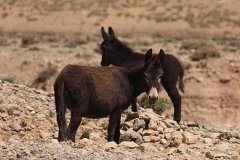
(159, 75), (162, 79)
(144, 74), (149, 79)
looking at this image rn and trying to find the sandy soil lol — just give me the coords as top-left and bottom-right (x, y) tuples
(0, 0), (240, 126)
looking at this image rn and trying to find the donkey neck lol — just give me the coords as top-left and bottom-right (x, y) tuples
(127, 66), (146, 98)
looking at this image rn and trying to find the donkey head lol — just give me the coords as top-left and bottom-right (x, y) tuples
(100, 26), (133, 66)
(144, 49), (165, 104)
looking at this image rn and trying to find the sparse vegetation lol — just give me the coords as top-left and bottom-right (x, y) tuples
(80, 128), (92, 139)
(191, 46), (220, 61)
(138, 94), (172, 114)
(136, 145), (145, 152)
(2, 12), (8, 19)
(33, 66), (57, 85)
(0, 75), (16, 83)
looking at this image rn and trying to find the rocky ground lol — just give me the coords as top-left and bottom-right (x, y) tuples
(0, 0), (240, 159)
(0, 80), (240, 159)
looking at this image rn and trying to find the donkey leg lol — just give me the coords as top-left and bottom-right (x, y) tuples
(113, 117), (121, 143)
(131, 98), (138, 112)
(162, 82), (182, 123)
(108, 108), (121, 143)
(66, 109), (82, 142)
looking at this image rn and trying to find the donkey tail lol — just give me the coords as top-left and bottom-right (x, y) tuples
(179, 71), (185, 94)
(54, 79), (67, 142)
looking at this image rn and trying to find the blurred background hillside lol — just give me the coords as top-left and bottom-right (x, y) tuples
(0, 0), (240, 126)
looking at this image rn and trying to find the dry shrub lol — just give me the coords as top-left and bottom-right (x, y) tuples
(21, 36), (37, 47)
(133, 36), (154, 46)
(33, 65), (57, 85)
(191, 46), (220, 61)
(181, 39), (215, 50)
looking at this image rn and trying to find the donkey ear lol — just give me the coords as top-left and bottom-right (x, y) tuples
(145, 48), (153, 64)
(101, 27), (110, 42)
(158, 49), (165, 63)
(108, 27), (115, 39)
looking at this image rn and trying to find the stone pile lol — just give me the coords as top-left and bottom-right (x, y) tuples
(0, 80), (240, 159)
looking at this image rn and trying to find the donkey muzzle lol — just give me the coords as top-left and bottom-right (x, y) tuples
(148, 87), (158, 104)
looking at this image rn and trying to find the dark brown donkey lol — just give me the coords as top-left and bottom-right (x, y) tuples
(54, 48), (165, 143)
(100, 27), (185, 123)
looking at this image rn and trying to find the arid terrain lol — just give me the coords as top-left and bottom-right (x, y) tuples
(0, 0), (240, 159)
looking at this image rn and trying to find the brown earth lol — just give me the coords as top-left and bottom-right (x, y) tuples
(0, 0), (240, 127)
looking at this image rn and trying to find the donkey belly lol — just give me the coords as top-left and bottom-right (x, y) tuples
(82, 104), (116, 119)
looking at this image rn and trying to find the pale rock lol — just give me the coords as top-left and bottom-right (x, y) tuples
(214, 152), (227, 158)
(119, 141), (139, 148)
(89, 132), (100, 140)
(164, 133), (172, 140)
(171, 138), (182, 147)
(158, 121), (168, 129)
(40, 131), (51, 139)
(53, 131), (58, 139)
(177, 143), (189, 153)
(143, 136), (150, 143)
(12, 110), (21, 116)
(182, 132), (197, 144)
(141, 129), (158, 136)
(172, 131), (183, 140)
(12, 124), (21, 132)
(104, 141), (118, 151)
(148, 119), (158, 130)
(160, 138), (168, 144)
(210, 133), (220, 138)
(164, 128), (175, 133)
(121, 121), (133, 129)
(166, 148), (176, 155)
(51, 139), (59, 144)
(204, 138), (213, 144)
(150, 135), (160, 142)
(130, 131), (143, 144)
(36, 113), (45, 119)
(157, 127), (164, 134)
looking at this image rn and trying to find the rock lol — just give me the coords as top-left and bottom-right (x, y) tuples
(130, 131), (143, 144)
(150, 136), (160, 142)
(143, 136), (150, 143)
(160, 139), (168, 145)
(164, 128), (175, 133)
(51, 139), (59, 144)
(104, 141), (118, 151)
(182, 132), (196, 144)
(40, 131), (51, 139)
(12, 124), (21, 132)
(171, 138), (182, 147)
(12, 110), (21, 116)
(157, 127), (164, 134)
(133, 118), (145, 131)
(214, 152), (227, 158)
(164, 133), (172, 140)
(121, 121), (133, 129)
(177, 144), (189, 153)
(53, 131), (58, 139)
(125, 112), (139, 121)
(172, 131), (183, 140)
(204, 138), (213, 145)
(205, 151), (214, 159)
(214, 143), (229, 153)
(141, 129), (159, 136)
(119, 141), (139, 148)
(89, 133), (100, 140)
(148, 119), (158, 130)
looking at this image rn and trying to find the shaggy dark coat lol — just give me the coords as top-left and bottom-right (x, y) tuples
(100, 27), (185, 123)
(54, 49), (165, 143)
